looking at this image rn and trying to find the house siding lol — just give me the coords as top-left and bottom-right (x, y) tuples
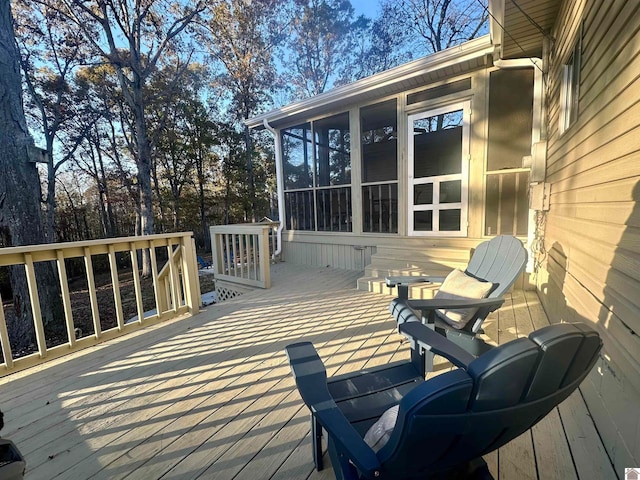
(538, 0), (640, 471)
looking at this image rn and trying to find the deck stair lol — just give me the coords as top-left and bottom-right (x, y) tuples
(357, 241), (477, 298)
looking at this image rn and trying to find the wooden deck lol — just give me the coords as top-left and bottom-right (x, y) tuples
(0, 263), (616, 480)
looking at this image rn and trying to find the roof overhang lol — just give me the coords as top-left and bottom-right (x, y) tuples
(246, 35), (495, 130)
(489, 0), (561, 59)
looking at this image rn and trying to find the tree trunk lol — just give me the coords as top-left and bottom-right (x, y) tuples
(45, 136), (56, 242)
(198, 166), (208, 251)
(243, 123), (257, 222)
(0, 1), (64, 350)
(132, 93), (154, 276)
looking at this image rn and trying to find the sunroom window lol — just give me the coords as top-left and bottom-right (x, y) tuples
(485, 68), (533, 236)
(281, 113), (352, 232)
(361, 99), (398, 233)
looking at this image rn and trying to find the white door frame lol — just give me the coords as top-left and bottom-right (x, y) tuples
(407, 100), (470, 237)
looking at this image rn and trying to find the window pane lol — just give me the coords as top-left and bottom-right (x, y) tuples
(413, 111), (462, 178)
(361, 100), (397, 183)
(314, 113), (350, 187)
(487, 69), (534, 170)
(440, 180), (461, 203)
(282, 124), (313, 189)
(362, 184), (398, 233)
(414, 183), (433, 205)
(440, 209), (461, 231)
(414, 211), (433, 231)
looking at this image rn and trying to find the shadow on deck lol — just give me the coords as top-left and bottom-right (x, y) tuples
(0, 263), (616, 479)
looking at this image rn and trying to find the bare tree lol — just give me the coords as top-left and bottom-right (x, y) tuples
(40, 0), (205, 274)
(378, 0), (489, 57)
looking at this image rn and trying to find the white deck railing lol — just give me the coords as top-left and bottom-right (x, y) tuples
(210, 223), (279, 289)
(0, 233), (200, 377)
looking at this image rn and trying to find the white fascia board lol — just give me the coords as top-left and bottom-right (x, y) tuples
(246, 35), (495, 129)
(488, 0), (505, 49)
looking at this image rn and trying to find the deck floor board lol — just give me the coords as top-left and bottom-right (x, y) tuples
(0, 263), (614, 479)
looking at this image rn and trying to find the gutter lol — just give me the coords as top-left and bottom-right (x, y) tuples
(262, 118), (284, 259)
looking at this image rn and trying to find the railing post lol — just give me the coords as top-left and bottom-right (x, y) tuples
(259, 226), (271, 288)
(211, 229), (222, 275)
(180, 236), (200, 314)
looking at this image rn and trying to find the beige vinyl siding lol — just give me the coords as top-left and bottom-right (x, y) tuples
(539, 0), (640, 470)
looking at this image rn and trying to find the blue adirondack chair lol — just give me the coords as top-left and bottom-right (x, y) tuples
(286, 321), (601, 480)
(197, 255), (212, 269)
(387, 235), (528, 357)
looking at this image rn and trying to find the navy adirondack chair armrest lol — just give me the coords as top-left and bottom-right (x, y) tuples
(406, 296), (505, 324)
(407, 296), (505, 312)
(399, 322), (475, 369)
(285, 342), (382, 478)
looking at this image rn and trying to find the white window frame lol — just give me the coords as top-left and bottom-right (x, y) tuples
(559, 39), (581, 135)
(407, 100), (470, 237)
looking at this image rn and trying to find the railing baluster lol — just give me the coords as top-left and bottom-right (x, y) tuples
(368, 186), (373, 232)
(84, 247), (102, 339)
(388, 184), (393, 232)
(377, 184), (383, 232)
(56, 250), (75, 346)
(239, 234), (246, 278)
(130, 244), (145, 324)
(224, 234), (232, 274)
(252, 234), (258, 280)
(232, 234), (240, 276)
(108, 245), (125, 330)
(150, 242), (165, 315)
(167, 240), (180, 313)
(0, 293), (13, 368)
(24, 253), (46, 358)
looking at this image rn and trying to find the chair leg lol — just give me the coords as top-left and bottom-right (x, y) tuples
(311, 413), (323, 471)
(410, 344), (433, 376)
(327, 437), (360, 480)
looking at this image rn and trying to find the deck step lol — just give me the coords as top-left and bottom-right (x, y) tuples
(356, 276), (439, 298)
(357, 243), (476, 294)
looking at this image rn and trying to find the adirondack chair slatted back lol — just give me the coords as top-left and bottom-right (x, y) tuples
(377, 323), (601, 477)
(451, 235), (527, 333)
(465, 235), (527, 298)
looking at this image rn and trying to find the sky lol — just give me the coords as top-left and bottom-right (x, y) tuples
(351, 0), (380, 18)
